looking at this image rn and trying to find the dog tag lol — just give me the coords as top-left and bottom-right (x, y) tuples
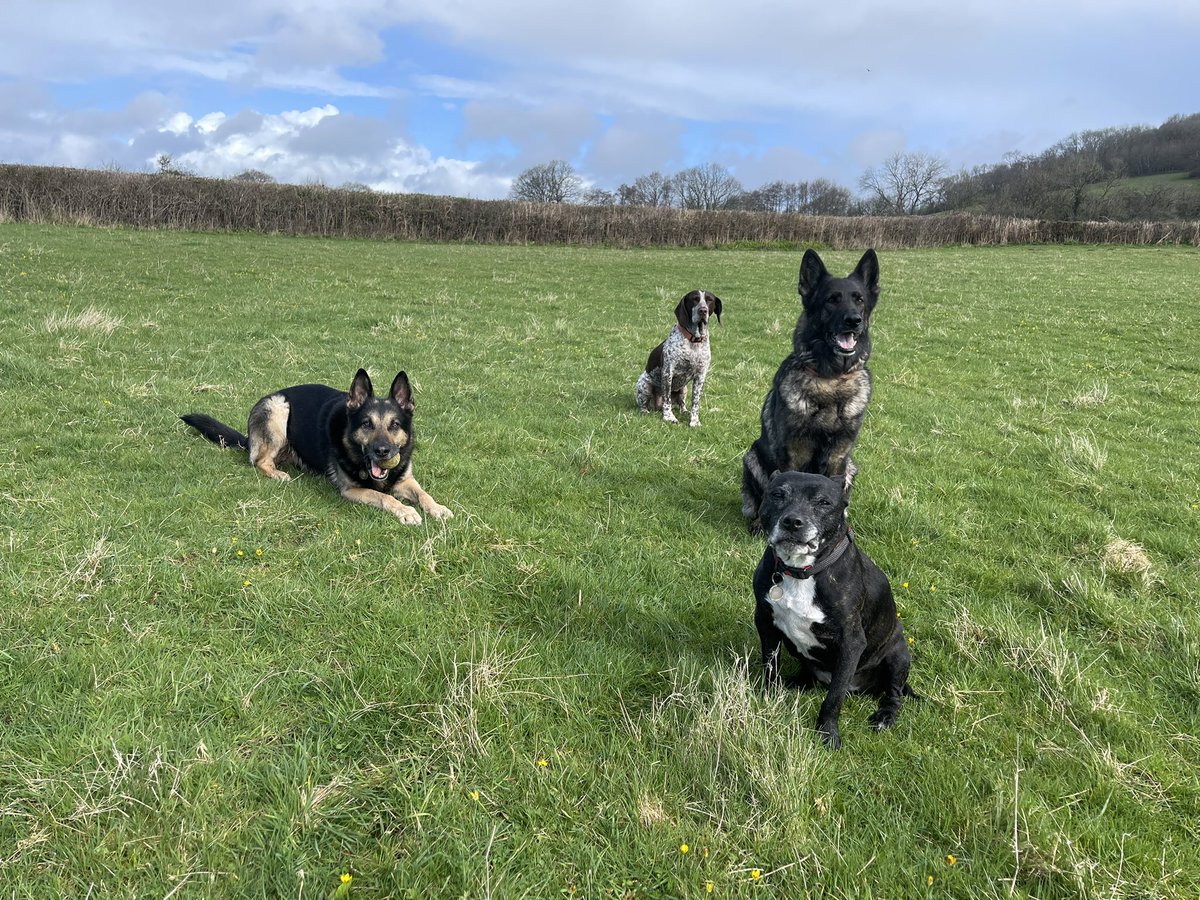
(768, 584), (784, 602)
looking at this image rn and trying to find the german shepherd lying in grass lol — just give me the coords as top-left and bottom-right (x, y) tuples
(182, 369), (452, 525)
(742, 249), (880, 531)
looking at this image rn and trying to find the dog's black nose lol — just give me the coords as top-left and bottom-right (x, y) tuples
(844, 314), (862, 329)
(781, 514), (805, 531)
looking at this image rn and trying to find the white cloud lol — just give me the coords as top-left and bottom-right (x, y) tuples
(162, 113), (194, 135)
(194, 113), (227, 134)
(143, 103), (511, 197)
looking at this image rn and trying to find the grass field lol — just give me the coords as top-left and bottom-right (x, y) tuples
(1, 225), (1198, 898)
(1111, 172), (1200, 194)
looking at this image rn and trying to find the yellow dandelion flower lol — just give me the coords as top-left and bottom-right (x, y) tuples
(946, 854), (957, 866)
(927, 875), (934, 887)
(231, 536), (238, 544)
(536, 757), (549, 768)
(236, 549), (245, 557)
(243, 579), (252, 587)
(902, 581), (909, 589)
(907, 636), (915, 646)
(680, 843), (689, 854)
(750, 869), (761, 881)
(705, 881), (714, 893)
(341, 872), (352, 885)
(469, 790), (480, 801)
(929, 584), (936, 593)
(255, 548), (263, 557)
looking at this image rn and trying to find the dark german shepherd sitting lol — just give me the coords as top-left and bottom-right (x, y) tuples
(742, 249), (880, 531)
(181, 369), (452, 525)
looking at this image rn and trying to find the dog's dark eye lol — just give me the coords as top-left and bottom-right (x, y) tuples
(769, 489), (786, 501)
(816, 496), (832, 507)
(387, 421), (401, 433)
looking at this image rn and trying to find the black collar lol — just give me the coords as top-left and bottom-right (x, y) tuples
(770, 531), (852, 581)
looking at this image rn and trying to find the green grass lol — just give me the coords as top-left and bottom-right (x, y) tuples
(1, 225), (1198, 898)
(1112, 171), (1200, 193)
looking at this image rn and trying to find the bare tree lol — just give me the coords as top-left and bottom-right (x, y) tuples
(733, 180), (790, 212)
(617, 171), (674, 207)
(155, 153), (193, 177)
(807, 179), (853, 215)
(510, 160), (584, 203)
(233, 169), (276, 184)
(582, 186), (616, 205)
(673, 163), (743, 210)
(858, 152), (948, 214)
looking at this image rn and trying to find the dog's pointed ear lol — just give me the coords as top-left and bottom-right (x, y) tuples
(797, 249), (828, 303)
(674, 297), (691, 331)
(852, 249), (880, 303)
(710, 293), (723, 324)
(389, 371), (414, 411)
(347, 368), (373, 411)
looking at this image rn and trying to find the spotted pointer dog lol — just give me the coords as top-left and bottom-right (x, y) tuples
(636, 290), (723, 426)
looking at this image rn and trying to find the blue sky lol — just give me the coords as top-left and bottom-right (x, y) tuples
(1, 0), (1196, 200)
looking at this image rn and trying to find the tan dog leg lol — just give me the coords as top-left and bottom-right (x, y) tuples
(392, 476), (453, 521)
(341, 487), (423, 524)
(249, 395), (293, 481)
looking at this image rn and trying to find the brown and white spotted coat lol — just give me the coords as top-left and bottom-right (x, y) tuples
(635, 290), (723, 427)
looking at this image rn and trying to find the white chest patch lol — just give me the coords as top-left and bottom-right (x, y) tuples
(768, 575), (826, 660)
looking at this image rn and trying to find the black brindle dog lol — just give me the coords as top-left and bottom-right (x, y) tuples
(742, 249), (880, 531)
(181, 368), (452, 524)
(753, 471), (912, 749)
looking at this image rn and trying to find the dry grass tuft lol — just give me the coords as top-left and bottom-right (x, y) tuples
(1102, 538), (1152, 576)
(637, 792), (668, 828)
(1069, 382), (1109, 408)
(44, 305), (122, 335)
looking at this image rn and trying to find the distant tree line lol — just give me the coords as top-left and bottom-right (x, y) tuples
(936, 113), (1200, 221)
(511, 113), (1200, 222)
(511, 160), (861, 216)
(4, 162), (1197, 246)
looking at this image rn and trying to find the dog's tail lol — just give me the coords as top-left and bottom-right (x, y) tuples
(741, 438), (776, 530)
(181, 413), (250, 451)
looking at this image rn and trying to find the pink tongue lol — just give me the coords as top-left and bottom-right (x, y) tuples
(370, 462), (384, 479)
(837, 334), (857, 351)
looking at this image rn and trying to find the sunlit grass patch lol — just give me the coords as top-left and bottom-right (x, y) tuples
(43, 304), (122, 335)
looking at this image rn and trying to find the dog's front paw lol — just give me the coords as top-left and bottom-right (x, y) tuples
(868, 707), (899, 731)
(662, 411), (679, 424)
(389, 502), (423, 525)
(816, 720), (842, 750)
(426, 502), (454, 521)
(688, 416), (701, 427)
